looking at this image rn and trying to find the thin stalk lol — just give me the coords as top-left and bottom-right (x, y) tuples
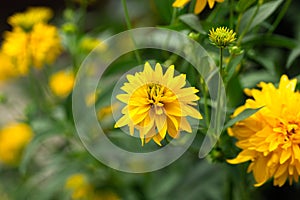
(121, 0), (142, 64)
(267, 0), (292, 35)
(215, 47), (223, 141)
(200, 78), (210, 127)
(170, 8), (177, 25)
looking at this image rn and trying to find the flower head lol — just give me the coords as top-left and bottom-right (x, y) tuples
(65, 174), (93, 200)
(0, 123), (33, 165)
(209, 27), (236, 48)
(8, 7), (53, 31)
(227, 75), (300, 187)
(115, 62), (202, 146)
(173, 0), (224, 14)
(49, 70), (75, 98)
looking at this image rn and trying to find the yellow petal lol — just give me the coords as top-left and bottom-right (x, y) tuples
(172, 0), (191, 8)
(194, 0), (207, 14)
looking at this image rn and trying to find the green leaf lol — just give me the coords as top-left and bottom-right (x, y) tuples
(224, 107), (263, 129)
(287, 45), (300, 69)
(242, 34), (297, 49)
(225, 52), (244, 83)
(235, 0), (256, 13)
(239, 0), (284, 33)
(179, 14), (206, 34)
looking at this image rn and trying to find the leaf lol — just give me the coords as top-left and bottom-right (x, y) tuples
(235, 0), (256, 13)
(239, 0), (284, 33)
(287, 45), (300, 69)
(179, 14), (206, 34)
(224, 107), (263, 129)
(225, 52), (244, 83)
(242, 34), (297, 49)
(240, 70), (277, 88)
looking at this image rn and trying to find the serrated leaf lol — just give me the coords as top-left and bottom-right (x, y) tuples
(224, 107), (263, 129)
(239, 0), (284, 33)
(287, 45), (300, 69)
(179, 14), (206, 34)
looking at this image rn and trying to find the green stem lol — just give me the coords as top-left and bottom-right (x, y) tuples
(267, 0), (291, 35)
(237, 3), (260, 46)
(170, 8), (177, 25)
(121, 0), (142, 64)
(219, 48), (223, 77)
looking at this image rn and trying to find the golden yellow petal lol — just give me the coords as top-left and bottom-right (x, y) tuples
(194, 0), (207, 14)
(226, 150), (255, 164)
(181, 104), (203, 119)
(172, 0), (191, 8)
(207, 0), (215, 8)
(279, 74), (297, 92)
(114, 115), (130, 128)
(280, 148), (291, 164)
(180, 117), (192, 133)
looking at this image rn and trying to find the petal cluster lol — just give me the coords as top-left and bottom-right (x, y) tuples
(115, 62), (202, 146)
(172, 0), (224, 14)
(227, 75), (300, 187)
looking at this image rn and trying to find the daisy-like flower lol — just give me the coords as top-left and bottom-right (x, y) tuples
(115, 62), (202, 146)
(173, 0), (224, 14)
(227, 75), (300, 187)
(209, 27), (236, 48)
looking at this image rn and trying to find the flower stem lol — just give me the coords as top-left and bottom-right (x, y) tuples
(219, 47), (223, 77)
(121, 0), (142, 64)
(267, 0), (291, 35)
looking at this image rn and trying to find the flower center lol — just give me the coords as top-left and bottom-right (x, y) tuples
(146, 83), (166, 115)
(273, 121), (300, 141)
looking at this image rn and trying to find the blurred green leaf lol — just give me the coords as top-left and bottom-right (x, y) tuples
(242, 34), (297, 49)
(179, 14), (206, 34)
(226, 52), (244, 83)
(287, 45), (300, 69)
(224, 107), (263, 129)
(236, 0), (256, 13)
(240, 70), (277, 88)
(239, 0), (284, 33)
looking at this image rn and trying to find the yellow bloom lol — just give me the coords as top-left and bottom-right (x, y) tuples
(1, 24), (61, 74)
(209, 27), (236, 48)
(29, 23), (62, 68)
(227, 75), (300, 187)
(79, 37), (105, 53)
(97, 103), (120, 120)
(115, 62), (202, 146)
(49, 70), (75, 98)
(65, 174), (93, 200)
(0, 53), (19, 82)
(1, 28), (31, 75)
(8, 7), (53, 31)
(172, 0), (224, 14)
(0, 123), (33, 165)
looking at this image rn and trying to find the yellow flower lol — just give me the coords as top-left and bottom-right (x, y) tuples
(65, 174), (93, 200)
(0, 123), (33, 165)
(29, 23), (62, 68)
(8, 7), (53, 31)
(115, 62), (202, 146)
(79, 37), (105, 53)
(1, 28), (31, 75)
(172, 0), (224, 14)
(227, 75), (300, 187)
(209, 27), (236, 48)
(97, 103), (120, 120)
(49, 70), (75, 98)
(0, 53), (19, 82)
(1, 24), (61, 74)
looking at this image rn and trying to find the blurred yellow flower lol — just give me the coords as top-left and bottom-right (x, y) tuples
(29, 23), (62, 68)
(0, 53), (19, 82)
(115, 62), (202, 146)
(1, 28), (31, 75)
(227, 75), (300, 187)
(97, 103), (120, 120)
(0, 123), (33, 165)
(79, 37), (105, 53)
(8, 7), (53, 31)
(65, 174), (93, 200)
(1, 24), (61, 74)
(173, 0), (224, 14)
(49, 70), (75, 98)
